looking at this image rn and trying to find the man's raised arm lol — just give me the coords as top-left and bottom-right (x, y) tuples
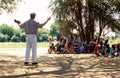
(14, 19), (21, 25)
(40, 17), (51, 27)
(14, 19), (25, 28)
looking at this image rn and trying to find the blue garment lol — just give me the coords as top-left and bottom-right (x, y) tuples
(73, 37), (83, 53)
(109, 48), (115, 57)
(68, 38), (73, 42)
(73, 37), (82, 47)
(75, 46), (83, 53)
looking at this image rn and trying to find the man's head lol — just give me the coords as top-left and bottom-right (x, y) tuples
(30, 13), (36, 19)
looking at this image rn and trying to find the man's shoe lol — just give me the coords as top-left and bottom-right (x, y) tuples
(32, 62), (38, 65)
(24, 62), (29, 65)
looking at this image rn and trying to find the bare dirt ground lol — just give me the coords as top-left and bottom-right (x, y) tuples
(0, 48), (120, 78)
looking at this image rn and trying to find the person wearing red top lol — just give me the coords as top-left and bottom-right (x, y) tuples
(94, 43), (100, 56)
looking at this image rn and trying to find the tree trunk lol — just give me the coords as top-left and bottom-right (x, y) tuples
(84, 0), (95, 42)
(76, 0), (86, 41)
(99, 19), (103, 37)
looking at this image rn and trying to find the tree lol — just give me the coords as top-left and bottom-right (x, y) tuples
(0, 0), (22, 14)
(90, 0), (120, 37)
(0, 24), (26, 42)
(49, 23), (61, 40)
(50, 23), (59, 36)
(49, 0), (120, 41)
(49, 0), (86, 40)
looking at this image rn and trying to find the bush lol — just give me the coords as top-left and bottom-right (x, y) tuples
(37, 34), (43, 42)
(0, 24), (52, 42)
(14, 31), (21, 38)
(37, 34), (48, 42)
(0, 24), (14, 41)
(41, 34), (48, 42)
(21, 33), (26, 42)
(0, 34), (8, 42)
(11, 35), (21, 42)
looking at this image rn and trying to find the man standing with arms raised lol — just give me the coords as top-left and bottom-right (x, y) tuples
(14, 13), (51, 65)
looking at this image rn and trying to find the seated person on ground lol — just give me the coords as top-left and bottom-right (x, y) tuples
(105, 44), (110, 56)
(72, 34), (82, 53)
(56, 36), (66, 53)
(98, 36), (106, 56)
(115, 43), (120, 57)
(83, 40), (90, 53)
(109, 44), (116, 58)
(48, 43), (56, 54)
(93, 42), (100, 56)
(65, 34), (73, 49)
(89, 38), (96, 53)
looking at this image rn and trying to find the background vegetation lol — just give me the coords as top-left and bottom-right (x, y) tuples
(0, 24), (61, 42)
(49, 0), (120, 42)
(0, 0), (119, 45)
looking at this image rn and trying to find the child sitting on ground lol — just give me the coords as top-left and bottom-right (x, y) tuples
(93, 43), (100, 56)
(109, 44), (116, 58)
(56, 36), (66, 53)
(66, 34), (73, 49)
(73, 34), (82, 53)
(105, 44), (111, 57)
(115, 43), (120, 57)
(48, 43), (56, 54)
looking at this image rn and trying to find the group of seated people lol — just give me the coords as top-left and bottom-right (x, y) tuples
(48, 34), (83, 54)
(48, 34), (120, 57)
(93, 36), (120, 57)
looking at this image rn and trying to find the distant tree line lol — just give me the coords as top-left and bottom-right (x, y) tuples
(0, 24), (60, 42)
(0, 24), (25, 42)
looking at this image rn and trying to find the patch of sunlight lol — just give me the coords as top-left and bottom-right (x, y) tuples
(41, 67), (61, 72)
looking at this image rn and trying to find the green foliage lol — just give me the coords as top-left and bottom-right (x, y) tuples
(37, 34), (42, 42)
(37, 28), (49, 35)
(49, 23), (61, 40)
(90, 0), (120, 36)
(109, 37), (120, 45)
(55, 20), (76, 34)
(0, 24), (50, 42)
(0, 34), (8, 42)
(37, 28), (49, 42)
(49, 0), (120, 41)
(0, 24), (14, 41)
(11, 35), (21, 42)
(0, 0), (22, 14)
(11, 29), (22, 42)
(21, 33), (26, 42)
(50, 23), (58, 36)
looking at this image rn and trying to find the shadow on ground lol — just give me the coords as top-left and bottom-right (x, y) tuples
(0, 54), (120, 78)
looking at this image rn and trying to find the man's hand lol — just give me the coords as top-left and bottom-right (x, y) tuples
(14, 19), (21, 24)
(39, 16), (51, 27)
(47, 16), (51, 21)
